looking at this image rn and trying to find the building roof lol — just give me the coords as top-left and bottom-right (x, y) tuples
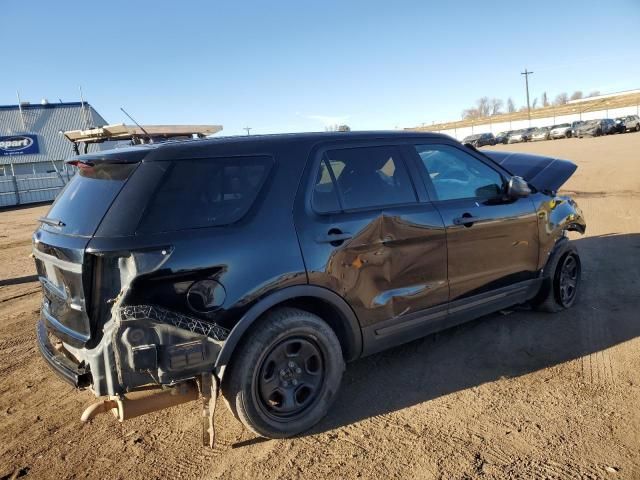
(0, 102), (108, 165)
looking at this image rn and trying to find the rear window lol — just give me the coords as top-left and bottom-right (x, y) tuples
(137, 156), (272, 233)
(43, 163), (137, 237)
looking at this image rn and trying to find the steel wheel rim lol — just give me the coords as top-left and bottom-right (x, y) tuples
(559, 254), (579, 306)
(255, 336), (325, 420)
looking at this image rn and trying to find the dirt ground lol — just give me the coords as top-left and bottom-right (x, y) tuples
(1, 133), (639, 479)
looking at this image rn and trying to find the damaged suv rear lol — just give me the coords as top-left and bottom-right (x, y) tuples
(34, 132), (585, 441)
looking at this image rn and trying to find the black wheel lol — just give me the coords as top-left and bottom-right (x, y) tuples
(222, 307), (344, 438)
(635, 124), (640, 132)
(533, 243), (581, 312)
(566, 130), (572, 138)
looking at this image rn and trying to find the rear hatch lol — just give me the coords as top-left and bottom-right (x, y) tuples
(33, 161), (138, 348)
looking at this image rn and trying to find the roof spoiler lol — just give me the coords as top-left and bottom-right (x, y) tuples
(65, 146), (153, 165)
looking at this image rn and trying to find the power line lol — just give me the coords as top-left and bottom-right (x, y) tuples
(521, 68), (534, 123)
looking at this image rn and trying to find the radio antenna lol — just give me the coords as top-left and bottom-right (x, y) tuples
(120, 107), (152, 143)
(79, 86), (91, 129)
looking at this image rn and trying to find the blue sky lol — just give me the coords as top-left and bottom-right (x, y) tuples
(2, 0), (639, 135)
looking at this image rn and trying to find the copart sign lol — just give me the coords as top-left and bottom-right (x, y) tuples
(0, 135), (39, 156)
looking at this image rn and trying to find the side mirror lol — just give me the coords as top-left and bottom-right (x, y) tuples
(507, 176), (532, 198)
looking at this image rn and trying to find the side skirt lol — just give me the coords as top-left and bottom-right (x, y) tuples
(361, 279), (542, 356)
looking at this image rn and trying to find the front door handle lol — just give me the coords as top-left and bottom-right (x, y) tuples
(316, 229), (353, 246)
(453, 213), (482, 227)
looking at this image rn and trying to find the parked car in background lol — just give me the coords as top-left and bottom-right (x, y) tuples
(621, 115), (640, 132)
(508, 127), (536, 143)
(462, 132), (496, 147)
(549, 123), (573, 139)
(613, 118), (627, 134)
(32, 131), (586, 440)
(530, 127), (551, 141)
(576, 119), (616, 137)
(495, 131), (513, 144)
(570, 121), (584, 138)
(603, 118), (617, 134)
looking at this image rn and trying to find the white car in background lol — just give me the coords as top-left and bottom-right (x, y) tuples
(530, 126), (551, 141)
(549, 123), (573, 139)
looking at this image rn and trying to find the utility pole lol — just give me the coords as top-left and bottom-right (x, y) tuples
(243, 127), (252, 136)
(521, 68), (534, 124)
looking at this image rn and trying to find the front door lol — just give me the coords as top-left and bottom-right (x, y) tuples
(294, 143), (448, 333)
(409, 142), (539, 302)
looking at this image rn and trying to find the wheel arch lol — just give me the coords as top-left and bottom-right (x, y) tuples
(533, 236), (578, 303)
(214, 285), (362, 378)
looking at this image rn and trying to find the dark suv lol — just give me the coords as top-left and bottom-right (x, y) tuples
(34, 132), (585, 440)
(461, 132), (496, 147)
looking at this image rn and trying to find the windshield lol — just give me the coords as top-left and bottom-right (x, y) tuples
(463, 134), (481, 141)
(42, 163), (138, 237)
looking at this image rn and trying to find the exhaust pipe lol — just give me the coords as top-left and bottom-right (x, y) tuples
(81, 382), (199, 422)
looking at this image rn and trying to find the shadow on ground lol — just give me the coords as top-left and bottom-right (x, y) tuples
(0, 275), (38, 287)
(314, 233), (640, 433)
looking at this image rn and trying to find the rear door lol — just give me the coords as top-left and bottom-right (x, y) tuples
(294, 142), (448, 338)
(33, 162), (138, 347)
(408, 142), (539, 302)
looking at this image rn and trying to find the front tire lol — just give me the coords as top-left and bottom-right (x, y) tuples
(533, 243), (581, 313)
(223, 307), (344, 438)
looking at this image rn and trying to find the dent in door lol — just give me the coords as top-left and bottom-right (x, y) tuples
(307, 212), (447, 327)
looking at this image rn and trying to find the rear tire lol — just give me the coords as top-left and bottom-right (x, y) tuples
(222, 307), (344, 438)
(532, 243), (581, 313)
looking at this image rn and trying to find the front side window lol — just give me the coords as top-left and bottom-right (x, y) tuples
(414, 144), (504, 201)
(312, 145), (416, 213)
(138, 156), (272, 233)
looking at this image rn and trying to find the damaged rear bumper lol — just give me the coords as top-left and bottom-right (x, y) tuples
(36, 319), (91, 388)
(37, 304), (229, 398)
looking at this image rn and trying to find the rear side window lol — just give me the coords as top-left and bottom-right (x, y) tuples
(138, 156), (272, 233)
(43, 163), (138, 237)
(312, 146), (416, 213)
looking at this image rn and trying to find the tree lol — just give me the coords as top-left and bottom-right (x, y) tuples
(325, 124), (351, 132)
(532, 97), (538, 109)
(553, 92), (569, 106)
(542, 92), (549, 107)
(507, 97), (516, 113)
(476, 97), (491, 117)
(489, 98), (503, 115)
(588, 90), (601, 97)
(462, 108), (481, 120)
(570, 91), (583, 101)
